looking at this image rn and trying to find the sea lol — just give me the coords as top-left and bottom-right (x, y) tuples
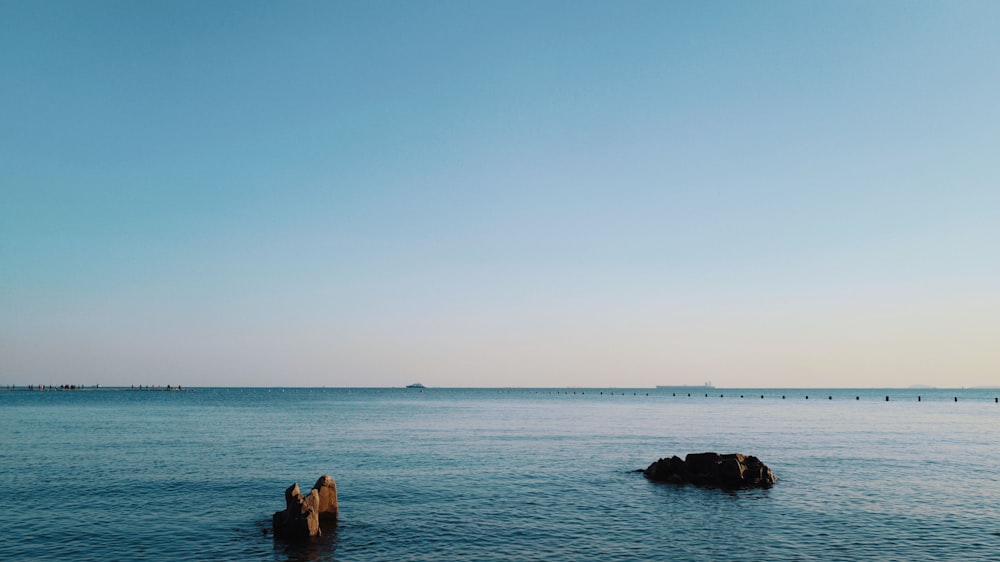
(2, 386), (999, 561)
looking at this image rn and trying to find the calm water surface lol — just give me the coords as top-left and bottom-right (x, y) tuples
(2, 387), (999, 561)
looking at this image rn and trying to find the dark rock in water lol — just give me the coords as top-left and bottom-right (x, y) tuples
(643, 453), (776, 489)
(272, 475), (339, 540)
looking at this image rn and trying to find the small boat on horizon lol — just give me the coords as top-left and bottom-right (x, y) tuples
(406, 383), (426, 389)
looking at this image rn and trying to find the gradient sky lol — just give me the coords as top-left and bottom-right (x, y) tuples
(2, 1), (999, 388)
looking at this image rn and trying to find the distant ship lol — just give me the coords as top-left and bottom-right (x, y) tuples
(656, 382), (715, 389)
(406, 383), (426, 389)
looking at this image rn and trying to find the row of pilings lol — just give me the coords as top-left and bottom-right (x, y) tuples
(527, 389), (1000, 403)
(666, 392), (998, 403)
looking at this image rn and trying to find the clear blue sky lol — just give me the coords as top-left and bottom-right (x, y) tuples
(2, 0), (998, 387)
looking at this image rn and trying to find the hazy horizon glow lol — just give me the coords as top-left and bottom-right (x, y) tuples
(3, 1), (999, 388)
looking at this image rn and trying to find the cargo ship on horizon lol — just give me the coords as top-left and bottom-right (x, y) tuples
(656, 382), (715, 389)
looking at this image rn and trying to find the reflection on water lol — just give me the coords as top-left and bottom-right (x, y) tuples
(273, 524), (337, 562)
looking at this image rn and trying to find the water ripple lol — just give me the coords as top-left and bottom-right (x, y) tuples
(2, 388), (999, 560)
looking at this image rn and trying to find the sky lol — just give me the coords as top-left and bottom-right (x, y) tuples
(2, 0), (999, 388)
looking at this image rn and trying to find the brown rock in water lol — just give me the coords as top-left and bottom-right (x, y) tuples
(312, 474), (338, 522)
(272, 483), (319, 540)
(272, 475), (339, 540)
(643, 453), (775, 489)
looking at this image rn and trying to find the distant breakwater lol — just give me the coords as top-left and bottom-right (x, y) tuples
(3, 384), (188, 392)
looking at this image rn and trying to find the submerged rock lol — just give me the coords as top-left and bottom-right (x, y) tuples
(272, 475), (339, 540)
(643, 453), (775, 489)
